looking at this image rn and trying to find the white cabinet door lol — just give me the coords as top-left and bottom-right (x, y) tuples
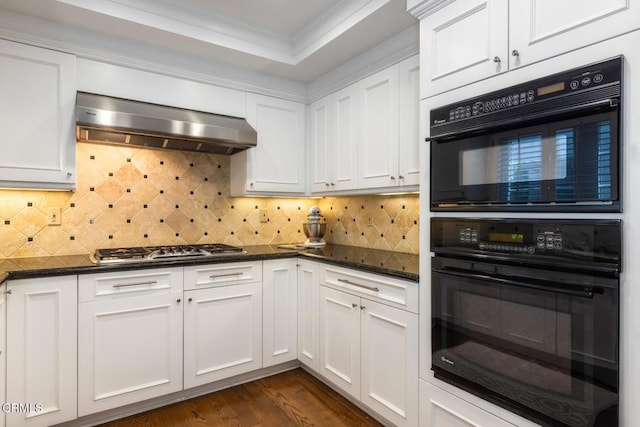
(309, 85), (359, 194)
(421, 381), (516, 427)
(319, 286), (361, 400)
(0, 39), (76, 190)
(361, 300), (419, 427)
(332, 84), (359, 191)
(263, 259), (297, 367)
(509, 0), (640, 70)
(358, 66), (400, 189)
(184, 282), (262, 388)
(398, 55), (421, 187)
(419, 0), (509, 98)
(6, 276), (78, 426)
(231, 93), (306, 196)
(309, 96), (332, 193)
(0, 283), (5, 427)
(78, 292), (183, 416)
(297, 260), (320, 371)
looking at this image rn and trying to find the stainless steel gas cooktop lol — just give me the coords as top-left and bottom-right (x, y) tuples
(94, 244), (245, 264)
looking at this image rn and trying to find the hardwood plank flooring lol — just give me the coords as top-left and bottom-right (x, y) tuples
(97, 368), (384, 427)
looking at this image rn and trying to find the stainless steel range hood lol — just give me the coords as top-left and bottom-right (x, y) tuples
(76, 92), (257, 155)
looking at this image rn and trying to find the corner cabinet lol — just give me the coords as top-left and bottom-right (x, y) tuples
(230, 93), (306, 196)
(310, 55), (420, 195)
(358, 56), (420, 191)
(297, 260), (321, 372)
(418, 0), (640, 98)
(319, 266), (419, 426)
(6, 275), (78, 427)
(262, 259), (298, 367)
(309, 84), (360, 193)
(0, 39), (76, 190)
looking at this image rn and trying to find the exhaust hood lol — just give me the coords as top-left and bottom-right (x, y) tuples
(75, 92), (257, 155)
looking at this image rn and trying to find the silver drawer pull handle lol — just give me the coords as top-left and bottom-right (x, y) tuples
(337, 278), (379, 292)
(113, 280), (158, 288)
(210, 272), (244, 279)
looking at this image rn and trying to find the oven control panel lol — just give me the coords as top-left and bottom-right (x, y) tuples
(432, 218), (622, 264)
(431, 56), (622, 127)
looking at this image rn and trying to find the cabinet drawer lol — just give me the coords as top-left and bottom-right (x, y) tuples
(322, 266), (418, 313)
(79, 267), (183, 302)
(184, 261), (262, 290)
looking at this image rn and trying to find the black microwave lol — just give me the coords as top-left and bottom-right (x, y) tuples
(428, 57), (622, 212)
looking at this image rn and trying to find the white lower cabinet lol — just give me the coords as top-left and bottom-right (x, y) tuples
(320, 284), (419, 426)
(297, 260), (321, 372)
(421, 380), (516, 427)
(6, 275), (78, 426)
(78, 268), (184, 416)
(184, 271), (262, 388)
(262, 259), (297, 367)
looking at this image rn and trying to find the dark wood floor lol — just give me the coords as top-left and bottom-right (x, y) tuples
(98, 368), (384, 427)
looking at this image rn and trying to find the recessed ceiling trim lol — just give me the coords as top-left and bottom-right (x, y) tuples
(57, 0), (397, 66)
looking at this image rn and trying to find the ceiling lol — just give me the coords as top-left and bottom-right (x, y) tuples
(0, 0), (418, 83)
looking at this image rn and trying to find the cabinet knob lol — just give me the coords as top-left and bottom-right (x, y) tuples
(5, 289), (11, 295)
(67, 172), (73, 177)
(177, 298), (181, 303)
(249, 182), (254, 187)
(390, 176), (396, 180)
(493, 56), (501, 63)
(188, 297), (193, 302)
(325, 182), (330, 187)
(360, 305), (366, 310)
(330, 182), (335, 186)
(511, 49), (520, 57)
(352, 303), (358, 308)
(399, 175), (404, 180)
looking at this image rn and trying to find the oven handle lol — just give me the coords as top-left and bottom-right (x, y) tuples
(432, 268), (595, 298)
(426, 97), (619, 142)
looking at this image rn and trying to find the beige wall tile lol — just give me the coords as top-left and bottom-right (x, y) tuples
(0, 144), (419, 258)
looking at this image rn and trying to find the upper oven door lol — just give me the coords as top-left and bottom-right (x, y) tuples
(430, 109), (619, 211)
(429, 56), (622, 212)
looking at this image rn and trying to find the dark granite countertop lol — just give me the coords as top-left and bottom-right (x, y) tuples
(0, 244), (419, 284)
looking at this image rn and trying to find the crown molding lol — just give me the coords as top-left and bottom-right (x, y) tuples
(0, 6), (418, 104)
(306, 24), (419, 102)
(0, 9), (307, 102)
(407, 0), (455, 19)
(58, 0), (399, 66)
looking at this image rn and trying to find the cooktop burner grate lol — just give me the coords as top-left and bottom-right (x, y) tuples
(94, 243), (245, 264)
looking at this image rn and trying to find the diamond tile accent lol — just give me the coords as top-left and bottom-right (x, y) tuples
(0, 143), (419, 258)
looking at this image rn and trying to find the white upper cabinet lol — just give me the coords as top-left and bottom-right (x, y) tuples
(398, 55), (421, 187)
(0, 39), (76, 190)
(420, 0), (509, 98)
(358, 66), (400, 189)
(231, 93), (306, 196)
(418, 0), (640, 98)
(509, 0), (640, 67)
(309, 85), (359, 193)
(358, 56), (420, 191)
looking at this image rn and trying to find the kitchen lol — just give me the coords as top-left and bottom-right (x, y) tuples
(0, 0), (638, 426)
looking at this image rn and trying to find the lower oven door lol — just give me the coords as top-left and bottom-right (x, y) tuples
(431, 256), (619, 427)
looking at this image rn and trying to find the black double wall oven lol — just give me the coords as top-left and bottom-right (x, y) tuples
(428, 58), (623, 427)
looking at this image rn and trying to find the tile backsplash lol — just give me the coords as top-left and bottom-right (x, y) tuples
(0, 144), (418, 258)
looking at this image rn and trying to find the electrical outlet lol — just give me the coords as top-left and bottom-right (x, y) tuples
(259, 209), (268, 223)
(47, 207), (62, 225)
